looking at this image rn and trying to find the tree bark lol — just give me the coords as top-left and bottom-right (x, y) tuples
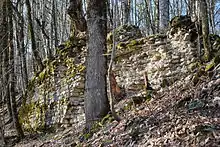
(85, 0), (110, 130)
(7, 0), (24, 139)
(144, 0), (155, 34)
(159, 0), (169, 32)
(0, 1), (6, 145)
(122, 0), (130, 25)
(1, 0), (13, 120)
(154, 0), (160, 33)
(52, 0), (58, 48)
(26, 0), (43, 71)
(200, 0), (211, 61)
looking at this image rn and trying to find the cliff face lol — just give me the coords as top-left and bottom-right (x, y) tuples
(19, 17), (220, 135)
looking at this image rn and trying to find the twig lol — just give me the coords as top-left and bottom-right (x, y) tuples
(107, 0), (121, 122)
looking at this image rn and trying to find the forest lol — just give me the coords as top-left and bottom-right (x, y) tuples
(0, 0), (220, 146)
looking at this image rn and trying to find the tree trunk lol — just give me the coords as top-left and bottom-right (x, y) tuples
(52, 0), (58, 48)
(107, 0), (113, 28)
(145, 0), (155, 34)
(20, 18), (28, 89)
(154, 0), (160, 33)
(134, 0), (137, 25)
(200, 0), (211, 61)
(26, 0), (43, 71)
(159, 0), (169, 32)
(85, 0), (110, 130)
(122, 0), (130, 24)
(7, 0), (24, 139)
(1, 0), (13, 120)
(0, 1), (6, 145)
(208, 0), (215, 34)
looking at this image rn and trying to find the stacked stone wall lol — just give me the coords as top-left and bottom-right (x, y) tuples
(21, 23), (202, 132)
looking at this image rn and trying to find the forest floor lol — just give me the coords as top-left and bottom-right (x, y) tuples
(4, 65), (220, 146)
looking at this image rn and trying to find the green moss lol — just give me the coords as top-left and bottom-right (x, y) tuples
(78, 64), (86, 72)
(19, 101), (47, 132)
(205, 59), (215, 72)
(115, 46), (142, 61)
(127, 43), (141, 51)
(205, 49), (220, 71)
(100, 114), (113, 124)
(117, 42), (126, 50)
(188, 62), (200, 72)
(20, 32), (89, 132)
(83, 132), (92, 140)
(130, 40), (138, 46)
(126, 39), (145, 49)
(64, 40), (73, 48)
(148, 34), (156, 38)
(123, 101), (133, 111)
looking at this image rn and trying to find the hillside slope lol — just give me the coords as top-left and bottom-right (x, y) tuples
(11, 16), (220, 147)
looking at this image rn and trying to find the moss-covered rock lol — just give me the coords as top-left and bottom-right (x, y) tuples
(205, 59), (216, 72)
(19, 101), (47, 132)
(169, 15), (192, 28)
(21, 34), (87, 132)
(107, 24), (142, 44)
(168, 15), (198, 42)
(188, 62), (200, 72)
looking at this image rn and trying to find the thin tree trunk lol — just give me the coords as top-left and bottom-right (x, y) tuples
(0, 1), (6, 145)
(144, 0), (155, 34)
(52, 0), (58, 48)
(200, 0), (211, 61)
(20, 18), (28, 89)
(122, 0), (131, 25)
(107, 0), (113, 28)
(7, 0), (24, 139)
(209, 0), (215, 33)
(154, 0), (160, 33)
(2, 0), (13, 120)
(159, 0), (169, 32)
(134, 0), (137, 25)
(108, 0), (121, 122)
(26, 0), (43, 71)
